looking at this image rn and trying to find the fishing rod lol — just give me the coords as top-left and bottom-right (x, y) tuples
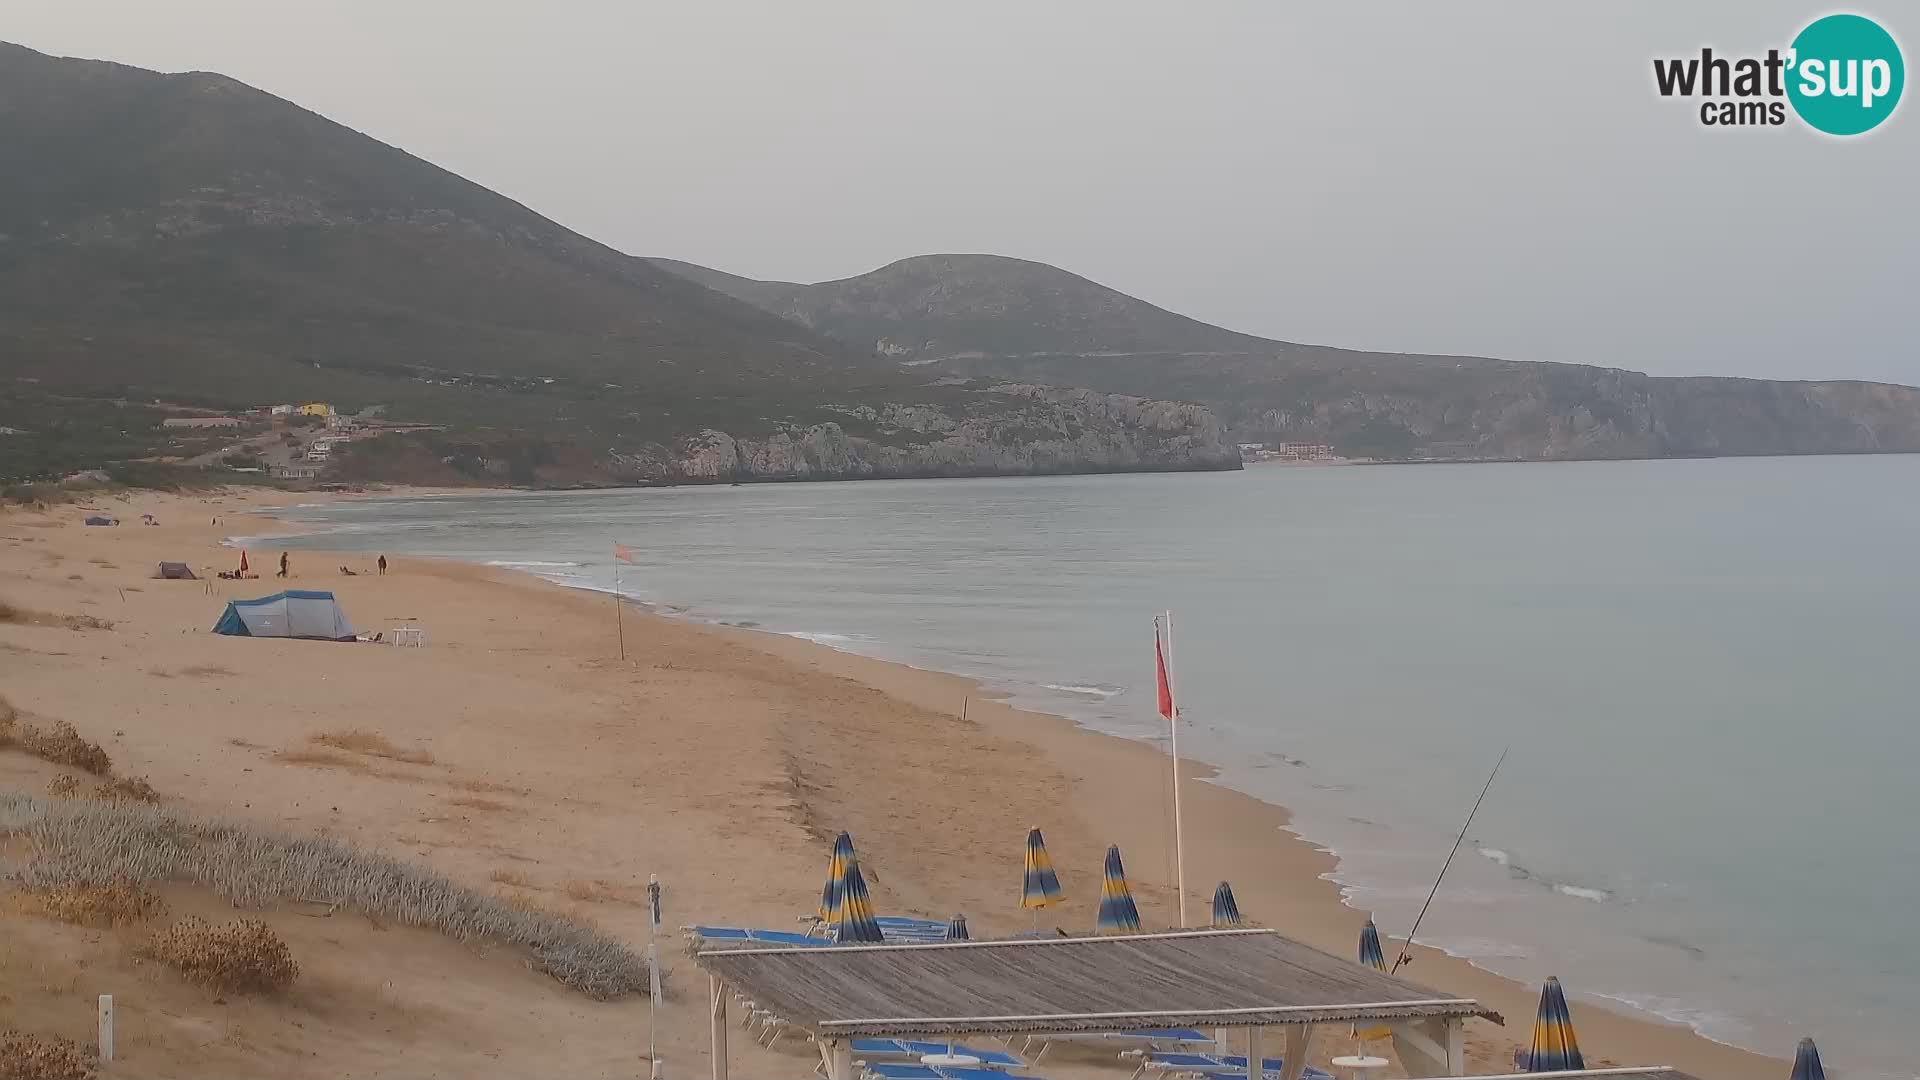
(1390, 746), (1507, 975)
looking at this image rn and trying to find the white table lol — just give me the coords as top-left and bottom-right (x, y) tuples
(1327, 1056), (1390, 1080)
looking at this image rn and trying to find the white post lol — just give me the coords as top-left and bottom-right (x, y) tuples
(823, 1037), (853, 1080)
(709, 975), (728, 1080)
(97, 995), (113, 1064)
(1163, 611), (1188, 927)
(1278, 1024), (1314, 1080)
(648, 875), (664, 1068)
(1443, 1017), (1465, 1076)
(1389, 1018), (1453, 1078)
(1242, 1027), (1261, 1080)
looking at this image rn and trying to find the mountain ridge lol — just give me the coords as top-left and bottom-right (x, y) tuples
(0, 43), (1240, 484)
(649, 253), (1920, 461)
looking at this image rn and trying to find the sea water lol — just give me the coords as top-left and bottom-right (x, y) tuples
(257, 456), (1920, 1077)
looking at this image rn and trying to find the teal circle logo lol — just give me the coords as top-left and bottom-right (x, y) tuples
(1786, 14), (1905, 135)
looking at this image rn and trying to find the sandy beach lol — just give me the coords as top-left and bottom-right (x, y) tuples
(0, 487), (1786, 1079)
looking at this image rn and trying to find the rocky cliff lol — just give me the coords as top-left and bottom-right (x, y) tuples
(608, 385), (1241, 482)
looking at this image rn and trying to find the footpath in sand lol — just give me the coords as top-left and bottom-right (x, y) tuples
(0, 488), (1783, 1078)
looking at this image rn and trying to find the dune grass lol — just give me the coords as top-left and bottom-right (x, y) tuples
(310, 730), (435, 765)
(0, 601), (112, 631)
(0, 1030), (93, 1080)
(0, 791), (649, 999)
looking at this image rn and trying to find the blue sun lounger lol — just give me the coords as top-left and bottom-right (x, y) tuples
(862, 1065), (1047, 1080)
(851, 1041), (1025, 1069)
(1131, 1052), (1331, 1080)
(808, 916), (954, 943)
(876, 916), (953, 941)
(690, 926), (835, 947)
(1023, 1029), (1214, 1061)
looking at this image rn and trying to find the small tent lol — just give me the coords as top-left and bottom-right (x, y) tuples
(157, 562), (197, 580)
(84, 515), (117, 526)
(212, 590), (355, 641)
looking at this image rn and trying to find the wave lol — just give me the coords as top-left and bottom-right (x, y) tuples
(783, 631), (868, 646)
(1420, 935), (1531, 960)
(1477, 846), (1613, 902)
(1043, 682), (1124, 699)
(484, 559), (584, 569)
(1587, 989), (1755, 1051)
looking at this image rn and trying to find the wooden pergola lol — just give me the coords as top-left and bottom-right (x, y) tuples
(1406, 1072), (1700, 1080)
(692, 928), (1500, 1080)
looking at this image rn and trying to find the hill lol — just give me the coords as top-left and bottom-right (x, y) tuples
(0, 44), (1238, 483)
(653, 253), (1920, 461)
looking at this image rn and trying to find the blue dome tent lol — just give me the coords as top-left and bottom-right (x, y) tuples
(212, 590), (355, 641)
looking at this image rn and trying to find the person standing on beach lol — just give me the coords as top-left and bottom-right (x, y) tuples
(378, 554), (387, 576)
(278, 551), (289, 579)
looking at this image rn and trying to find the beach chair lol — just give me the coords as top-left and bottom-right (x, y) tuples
(1023, 1029), (1213, 1062)
(807, 915), (955, 944)
(853, 1041), (1025, 1071)
(1128, 1052), (1329, 1080)
(875, 916), (953, 942)
(862, 1065), (1049, 1080)
(690, 925), (837, 946)
(864, 1068), (943, 1080)
(898, 1042), (1024, 1069)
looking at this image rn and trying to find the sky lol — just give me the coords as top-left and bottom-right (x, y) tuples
(8, 1), (1918, 383)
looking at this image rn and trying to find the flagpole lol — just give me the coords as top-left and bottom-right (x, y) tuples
(613, 543), (627, 661)
(1164, 610), (1188, 928)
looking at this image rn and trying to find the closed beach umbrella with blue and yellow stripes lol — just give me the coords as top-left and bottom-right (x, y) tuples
(946, 913), (970, 941)
(1352, 918), (1392, 1043)
(1789, 1037), (1826, 1080)
(1527, 976), (1585, 1072)
(818, 830), (856, 923)
(1358, 917), (1387, 971)
(1095, 844), (1142, 934)
(1021, 827), (1064, 911)
(1211, 881), (1242, 928)
(832, 854), (885, 943)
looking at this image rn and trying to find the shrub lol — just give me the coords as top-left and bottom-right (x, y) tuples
(146, 916), (299, 994)
(0, 1031), (94, 1080)
(45, 775), (78, 799)
(20, 722), (111, 775)
(26, 878), (167, 928)
(91, 776), (160, 803)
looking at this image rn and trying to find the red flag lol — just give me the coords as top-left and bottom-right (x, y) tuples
(1155, 622), (1175, 721)
(613, 543), (636, 564)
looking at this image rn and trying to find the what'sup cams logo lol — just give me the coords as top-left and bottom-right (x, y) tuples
(1654, 13), (1904, 134)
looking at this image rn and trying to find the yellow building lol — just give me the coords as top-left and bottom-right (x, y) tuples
(298, 403), (334, 418)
